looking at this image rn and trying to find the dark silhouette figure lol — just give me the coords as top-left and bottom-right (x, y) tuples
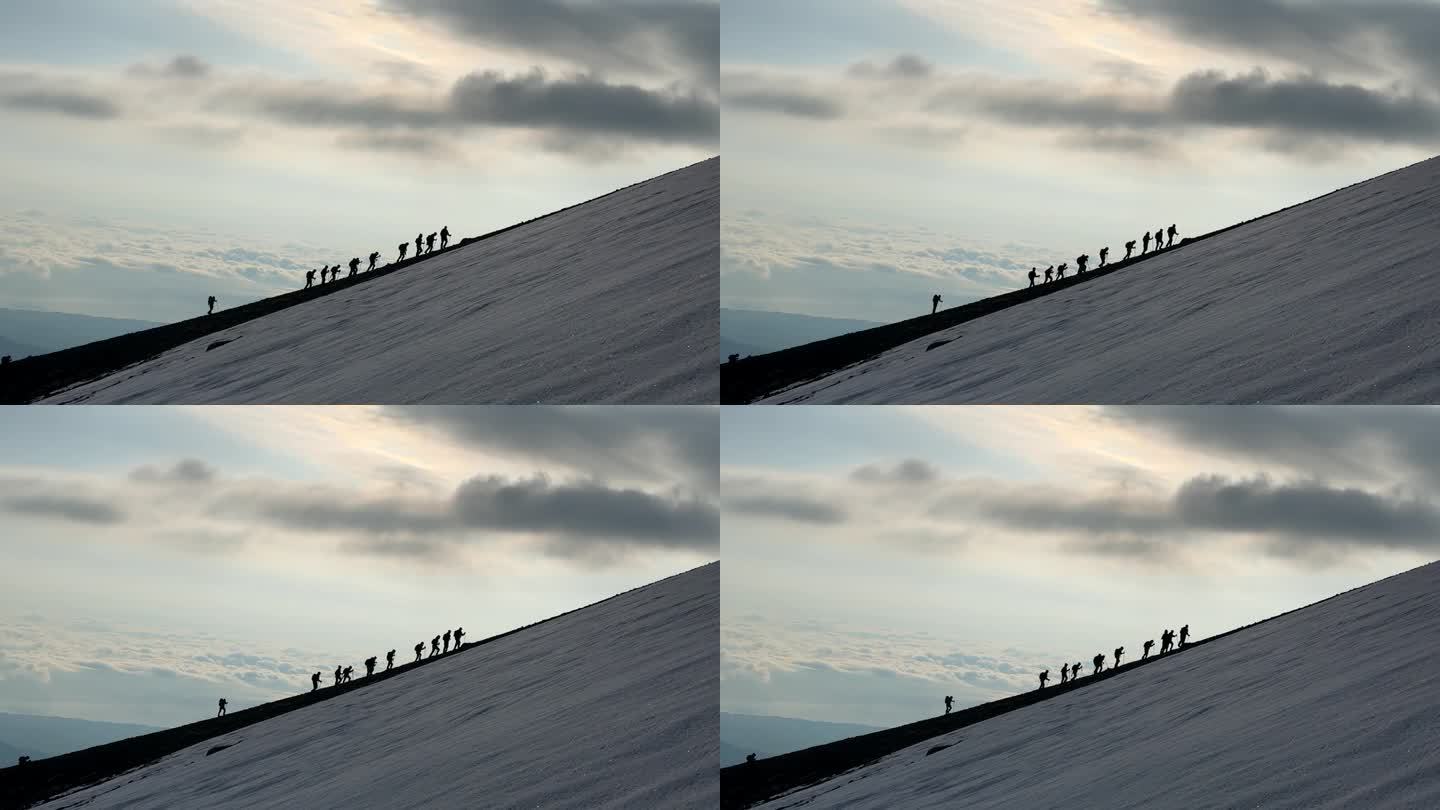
(217, 698), (227, 717)
(1143, 639), (1154, 659)
(305, 269), (316, 288)
(1028, 267), (1037, 287)
(1044, 266), (1054, 283)
(348, 257), (360, 277)
(1038, 669), (1049, 689)
(944, 695), (954, 715)
(440, 226), (450, 249)
(1142, 232), (1152, 254)
(1056, 263), (1067, 280)
(1167, 224), (1178, 247)
(728, 353), (739, 363)
(311, 672), (321, 691)
(1073, 660), (1082, 679)
(415, 233), (423, 256)
(1160, 629), (1174, 654)
(368, 251), (380, 272)
(414, 642), (423, 662)
(207, 295), (216, 314)
(342, 665), (354, 683)
(17, 756), (30, 766)
(1114, 646), (1124, 667)
(1155, 228), (1165, 250)
(365, 656), (377, 677)
(398, 243), (408, 261)
(1076, 255), (1089, 274)
(454, 627), (464, 648)
(320, 266), (329, 284)
(1092, 653), (1104, 675)
(430, 635), (441, 657)
(746, 753), (757, 764)
(443, 630), (452, 653)
(931, 294), (942, 315)
(1180, 624), (1190, 647)
(386, 649), (395, 670)
(426, 232), (437, 254)
(1060, 663), (1069, 684)
(1099, 247), (1109, 267)
(1125, 240), (1136, 260)
(334, 666), (342, 686)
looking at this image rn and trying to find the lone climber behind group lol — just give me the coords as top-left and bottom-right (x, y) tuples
(311, 672), (321, 691)
(217, 698), (227, 717)
(931, 293), (943, 315)
(944, 695), (954, 715)
(207, 295), (217, 315)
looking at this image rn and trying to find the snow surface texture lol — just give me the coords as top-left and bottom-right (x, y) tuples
(38, 563), (718, 810)
(41, 159), (718, 404)
(754, 561), (1440, 809)
(762, 155), (1440, 403)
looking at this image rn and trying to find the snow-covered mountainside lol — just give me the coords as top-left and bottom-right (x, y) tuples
(41, 158), (717, 404)
(752, 560), (1440, 809)
(762, 155), (1440, 404)
(34, 562), (718, 810)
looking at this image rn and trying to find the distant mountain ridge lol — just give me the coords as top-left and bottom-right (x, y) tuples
(720, 712), (881, 766)
(0, 308), (162, 358)
(720, 308), (882, 360)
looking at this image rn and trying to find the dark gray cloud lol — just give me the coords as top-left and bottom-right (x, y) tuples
(453, 474), (718, 551)
(385, 405), (718, 495)
(4, 494), (125, 525)
(724, 88), (844, 120)
(725, 493), (846, 525)
(847, 54), (934, 80)
(851, 459), (940, 485)
(0, 80), (120, 119)
(130, 459), (217, 485)
(234, 493), (454, 536)
(387, 0), (719, 89)
(974, 494), (1175, 537)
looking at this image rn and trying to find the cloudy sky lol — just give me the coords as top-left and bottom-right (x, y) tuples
(722, 406), (1440, 728)
(0, 405), (717, 728)
(0, 0), (717, 323)
(722, 0), (1440, 323)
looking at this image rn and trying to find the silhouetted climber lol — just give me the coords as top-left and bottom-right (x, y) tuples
(1073, 660), (1082, 679)
(746, 753), (757, 764)
(1060, 663), (1070, 684)
(1038, 669), (1049, 689)
(944, 695), (954, 715)
(334, 665), (342, 686)
(369, 251), (380, 272)
(415, 233), (423, 256)
(311, 672), (321, 691)
(1092, 653), (1104, 675)
(1044, 266), (1054, 283)
(398, 243), (408, 261)
(305, 269), (316, 288)
(454, 627), (464, 648)
(931, 294), (942, 315)
(430, 635), (441, 657)
(217, 698), (227, 717)
(426, 232), (437, 254)
(1179, 624), (1190, 647)
(1155, 228), (1165, 250)
(1125, 240), (1136, 260)
(349, 257), (360, 277)
(17, 756), (30, 766)
(343, 665), (354, 683)
(1160, 629), (1174, 654)
(1076, 255), (1089, 274)
(1028, 267), (1037, 287)
(728, 353), (739, 364)
(1099, 247), (1109, 267)
(1056, 263), (1067, 280)
(1167, 224), (1178, 247)
(386, 649), (395, 670)
(440, 226), (450, 249)
(1143, 639), (1154, 659)
(207, 295), (217, 315)
(414, 642), (423, 662)
(443, 630), (452, 653)
(1114, 646), (1124, 667)
(1142, 232), (1152, 254)
(365, 656), (377, 677)
(320, 266), (329, 284)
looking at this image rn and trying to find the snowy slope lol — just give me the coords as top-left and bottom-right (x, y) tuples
(40, 158), (718, 404)
(36, 563), (718, 810)
(761, 155), (1440, 404)
(753, 560), (1440, 809)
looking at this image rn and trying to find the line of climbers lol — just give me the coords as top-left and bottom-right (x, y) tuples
(940, 624), (1191, 717)
(302, 226), (452, 290)
(1025, 224), (1180, 291)
(216, 625), (466, 717)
